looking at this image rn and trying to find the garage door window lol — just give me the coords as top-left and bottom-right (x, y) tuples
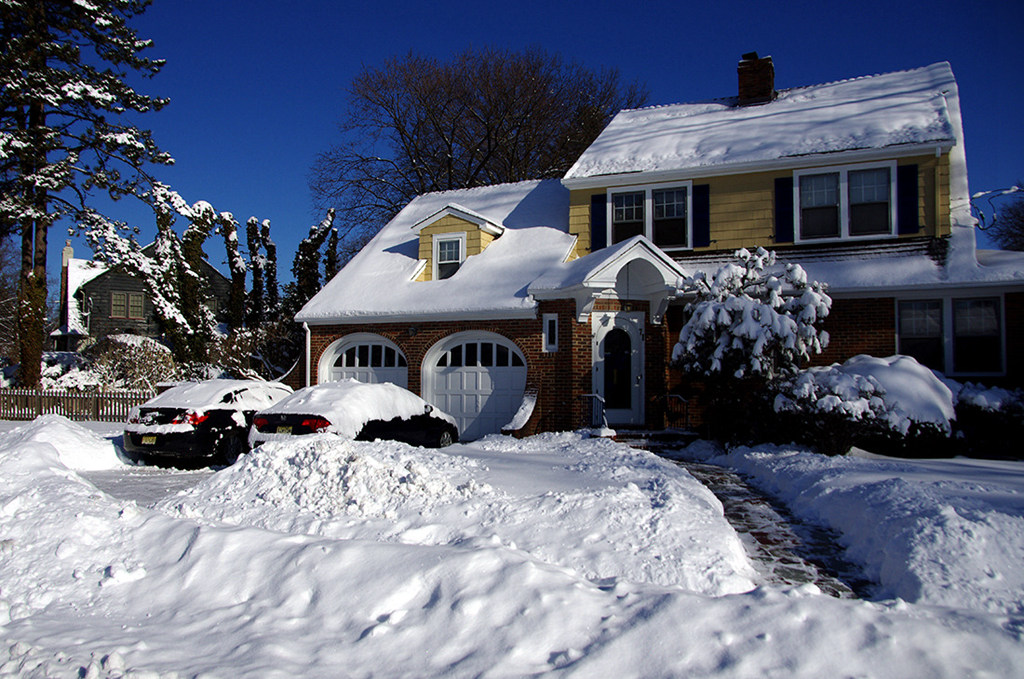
(336, 344), (407, 369)
(436, 340), (524, 368)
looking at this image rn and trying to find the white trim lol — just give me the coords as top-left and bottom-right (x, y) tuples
(432, 232), (466, 281)
(317, 333), (409, 386)
(793, 160), (898, 244)
(591, 311), (645, 426)
(301, 307), (539, 326)
(542, 313), (558, 352)
(562, 141), (954, 190)
(303, 322), (311, 387)
(607, 180), (693, 252)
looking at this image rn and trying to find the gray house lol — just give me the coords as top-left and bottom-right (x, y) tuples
(51, 241), (231, 351)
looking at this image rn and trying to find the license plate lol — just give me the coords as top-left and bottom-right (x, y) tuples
(141, 435), (157, 445)
(276, 425), (292, 434)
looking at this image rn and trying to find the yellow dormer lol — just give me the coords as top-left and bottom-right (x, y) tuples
(413, 204), (505, 281)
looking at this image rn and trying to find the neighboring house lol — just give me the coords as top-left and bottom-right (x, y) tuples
(295, 55), (1024, 440)
(51, 241), (231, 351)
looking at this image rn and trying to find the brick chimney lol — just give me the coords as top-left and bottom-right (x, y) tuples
(737, 52), (775, 105)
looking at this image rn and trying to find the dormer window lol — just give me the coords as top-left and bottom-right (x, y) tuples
(434, 234), (465, 280)
(795, 162), (896, 241)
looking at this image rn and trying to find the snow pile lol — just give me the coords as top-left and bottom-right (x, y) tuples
(165, 432), (754, 593)
(776, 354), (955, 434)
(3, 417), (1024, 677)
(0, 415), (126, 470)
(678, 442), (1024, 618)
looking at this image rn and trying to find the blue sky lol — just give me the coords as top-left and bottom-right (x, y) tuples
(55, 0), (1024, 280)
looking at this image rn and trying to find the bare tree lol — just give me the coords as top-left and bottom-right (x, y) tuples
(310, 47), (647, 243)
(988, 197), (1024, 251)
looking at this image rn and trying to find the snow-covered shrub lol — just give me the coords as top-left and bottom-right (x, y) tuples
(671, 248), (831, 442)
(948, 381), (1024, 459)
(772, 355), (955, 456)
(84, 334), (176, 391)
(39, 352), (101, 391)
(673, 247), (831, 380)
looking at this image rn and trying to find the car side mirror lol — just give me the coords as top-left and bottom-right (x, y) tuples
(424, 404), (433, 414)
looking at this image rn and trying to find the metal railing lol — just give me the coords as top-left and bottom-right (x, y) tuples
(0, 389), (154, 423)
(580, 393), (609, 429)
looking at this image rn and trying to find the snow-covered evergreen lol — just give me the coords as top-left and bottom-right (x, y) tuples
(672, 247), (831, 380)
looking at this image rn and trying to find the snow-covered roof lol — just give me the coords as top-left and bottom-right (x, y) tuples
(565, 62), (959, 182)
(296, 180), (577, 323)
(53, 258), (108, 336)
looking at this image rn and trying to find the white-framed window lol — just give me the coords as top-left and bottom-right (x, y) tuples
(897, 296), (1004, 376)
(794, 161), (897, 242)
(607, 181), (692, 250)
(433, 233), (465, 280)
(542, 313), (558, 353)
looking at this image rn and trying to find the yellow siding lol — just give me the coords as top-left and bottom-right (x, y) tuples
(567, 152), (951, 255)
(415, 214), (497, 281)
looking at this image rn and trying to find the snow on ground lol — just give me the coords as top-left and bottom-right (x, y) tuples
(1, 416), (1022, 677)
(673, 440), (1024, 622)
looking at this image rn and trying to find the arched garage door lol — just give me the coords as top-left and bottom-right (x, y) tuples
(319, 334), (408, 388)
(423, 332), (527, 441)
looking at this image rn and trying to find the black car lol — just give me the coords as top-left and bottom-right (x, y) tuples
(123, 379), (293, 465)
(249, 379), (458, 449)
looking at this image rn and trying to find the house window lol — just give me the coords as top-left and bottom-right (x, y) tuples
(953, 298), (1001, 374)
(897, 297), (1004, 375)
(609, 182), (692, 249)
(542, 313), (558, 353)
(795, 162), (896, 241)
(111, 291), (144, 319)
(898, 300), (943, 371)
(434, 234), (465, 280)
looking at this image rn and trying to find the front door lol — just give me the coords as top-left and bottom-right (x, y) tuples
(592, 312), (644, 426)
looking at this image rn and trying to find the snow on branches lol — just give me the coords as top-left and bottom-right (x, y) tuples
(672, 247), (831, 380)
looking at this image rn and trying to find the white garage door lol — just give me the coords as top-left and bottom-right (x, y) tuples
(322, 335), (408, 388)
(424, 334), (527, 441)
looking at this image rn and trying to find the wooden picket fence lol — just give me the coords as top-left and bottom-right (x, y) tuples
(0, 388), (155, 423)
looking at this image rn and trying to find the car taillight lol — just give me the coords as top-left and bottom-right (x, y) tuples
(254, 416), (270, 431)
(172, 410), (209, 426)
(301, 417), (331, 433)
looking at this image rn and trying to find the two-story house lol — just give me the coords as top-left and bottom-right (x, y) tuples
(52, 241), (232, 351)
(294, 56), (1024, 440)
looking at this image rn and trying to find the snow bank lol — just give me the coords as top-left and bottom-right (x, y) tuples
(678, 442), (1024, 618)
(2, 419), (1023, 677)
(0, 415), (126, 470)
(163, 432), (755, 593)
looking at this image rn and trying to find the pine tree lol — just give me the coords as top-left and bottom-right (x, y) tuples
(1, 0), (170, 386)
(245, 217), (265, 328)
(219, 212), (246, 331)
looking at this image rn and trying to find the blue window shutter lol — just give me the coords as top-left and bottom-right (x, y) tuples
(692, 184), (710, 248)
(774, 177), (794, 243)
(897, 164), (920, 235)
(590, 193), (607, 251)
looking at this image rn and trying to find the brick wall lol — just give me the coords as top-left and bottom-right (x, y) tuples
(813, 297), (896, 367)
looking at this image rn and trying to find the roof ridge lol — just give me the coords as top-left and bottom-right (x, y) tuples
(616, 62), (949, 114)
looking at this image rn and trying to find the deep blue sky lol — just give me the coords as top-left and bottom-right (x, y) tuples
(55, 0), (1024, 281)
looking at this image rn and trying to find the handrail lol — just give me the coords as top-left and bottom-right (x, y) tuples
(580, 393), (609, 429)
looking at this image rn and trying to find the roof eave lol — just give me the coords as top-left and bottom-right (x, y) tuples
(562, 141), (956, 190)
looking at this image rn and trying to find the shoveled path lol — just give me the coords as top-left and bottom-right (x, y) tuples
(626, 437), (871, 598)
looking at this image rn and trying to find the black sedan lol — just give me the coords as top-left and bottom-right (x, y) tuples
(123, 379), (293, 465)
(249, 379), (458, 449)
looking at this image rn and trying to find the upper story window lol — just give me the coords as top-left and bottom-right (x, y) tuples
(795, 162), (896, 242)
(609, 182), (692, 250)
(434, 233), (465, 280)
(111, 291), (144, 319)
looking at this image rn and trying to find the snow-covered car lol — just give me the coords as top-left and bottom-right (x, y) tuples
(249, 379), (459, 448)
(124, 379), (294, 464)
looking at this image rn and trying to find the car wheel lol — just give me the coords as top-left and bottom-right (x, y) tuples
(221, 435), (246, 465)
(436, 429), (454, 448)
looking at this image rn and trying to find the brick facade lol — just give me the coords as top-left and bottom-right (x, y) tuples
(300, 296), (675, 438)
(813, 297), (896, 367)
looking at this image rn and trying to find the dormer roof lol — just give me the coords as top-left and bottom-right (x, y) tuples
(412, 203), (506, 237)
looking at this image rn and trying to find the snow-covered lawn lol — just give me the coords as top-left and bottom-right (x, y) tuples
(1, 416), (1022, 677)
